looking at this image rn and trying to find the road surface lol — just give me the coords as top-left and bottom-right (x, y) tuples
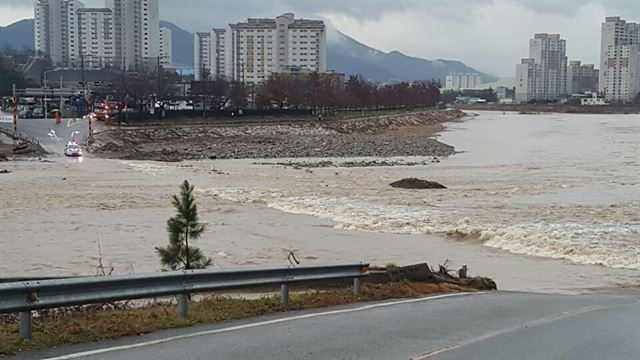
(0, 111), (108, 156)
(12, 291), (640, 360)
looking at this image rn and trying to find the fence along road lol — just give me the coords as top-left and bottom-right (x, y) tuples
(0, 263), (369, 340)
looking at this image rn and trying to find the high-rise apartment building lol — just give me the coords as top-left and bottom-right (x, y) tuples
(34, 0), (161, 71)
(194, 32), (212, 80)
(77, 8), (115, 69)
(445, 73), (482, 90)
(34, 0), (84, 67)
(105, 0), (160, 71)
(604, 44), (639, 102)
(566, 61), (599, 94)
(515, 58), (538, 103)
(195, 13), (326, 83)
(600, 17), (640, 102)
(211, 28), (230, 79)
(515, 33), (567, 102)
(159, 27), (172, 67)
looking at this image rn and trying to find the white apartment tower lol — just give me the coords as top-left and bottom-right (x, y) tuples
(194, 32), (212, 80)
(34, 0), (84, 66)
(445, 73), (482, 90)
(159, 27), (172, 67)
(34, 0), (161, 71)
(211, 28), (231, 79)
(77, 8), (115, 69)
(605, 44), (639, 102)
(515, 58), (538, 103)
(105, 0), (160, 71)
(600, 17), (640, 102)
(195, 13), (326, 83)
(515, 33), (567, 102)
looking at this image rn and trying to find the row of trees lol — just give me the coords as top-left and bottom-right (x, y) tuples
(192, 74), (442, 112)
(85, 70), (442, 120)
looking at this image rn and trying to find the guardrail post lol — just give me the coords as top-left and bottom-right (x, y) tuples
(177, 294), (188, 317)
(19, 311), (32, 340)
(354, 277), (362, 297)
(280, 284), (289, 305)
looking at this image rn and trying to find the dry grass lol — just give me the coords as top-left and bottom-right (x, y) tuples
(0, 281), (472, 355)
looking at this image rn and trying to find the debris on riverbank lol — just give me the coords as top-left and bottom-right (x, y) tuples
(253, 157), (443, 168)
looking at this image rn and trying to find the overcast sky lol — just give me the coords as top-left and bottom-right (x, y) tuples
(1, 0), (638, 76)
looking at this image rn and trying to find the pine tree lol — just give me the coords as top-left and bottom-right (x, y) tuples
(156, 180), (212, 270)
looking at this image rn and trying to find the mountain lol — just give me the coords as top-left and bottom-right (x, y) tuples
(159, 20), (193, 68)
(0, 19), (34, 53)
(0, 19), (493, 82)
(327, 29), (493, 83)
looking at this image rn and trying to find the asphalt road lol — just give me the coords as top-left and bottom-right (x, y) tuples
(0, 111), (98, 155)
(13, 291), (640, 360)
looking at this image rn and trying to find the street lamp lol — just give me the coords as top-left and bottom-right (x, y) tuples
(80, 52), (97, 140)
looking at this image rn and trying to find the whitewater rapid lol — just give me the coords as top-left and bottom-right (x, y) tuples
(200, 112), (640, 270)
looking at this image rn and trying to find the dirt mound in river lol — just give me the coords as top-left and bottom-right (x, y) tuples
(390, 178), (447, 189)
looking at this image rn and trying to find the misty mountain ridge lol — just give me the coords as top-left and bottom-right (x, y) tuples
(0, 19), (34, 52)
(0, 19), (492, 83)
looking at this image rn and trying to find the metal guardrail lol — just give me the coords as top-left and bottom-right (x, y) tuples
(0, 263), (369, 340)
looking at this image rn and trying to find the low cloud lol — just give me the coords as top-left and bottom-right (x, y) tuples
(321, 0), (635, 76)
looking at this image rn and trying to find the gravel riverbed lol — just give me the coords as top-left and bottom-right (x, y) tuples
(89, 109), (464, 162)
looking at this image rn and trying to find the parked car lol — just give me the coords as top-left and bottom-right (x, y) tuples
(31, 108), (44, 118)
(18, 109), (32, 119)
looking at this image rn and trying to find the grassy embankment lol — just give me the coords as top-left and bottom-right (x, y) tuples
(0, 281), (468, 355)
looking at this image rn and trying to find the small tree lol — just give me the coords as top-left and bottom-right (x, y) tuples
(156, 180), (212, 270)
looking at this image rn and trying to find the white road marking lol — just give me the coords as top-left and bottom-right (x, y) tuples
(407, 301), (639, 359)
(67, 118), (83, 128)
(42, 292), (481, 360)
(411, 345), (464, 359)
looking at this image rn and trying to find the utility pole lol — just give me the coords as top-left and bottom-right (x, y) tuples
(12, 84), (17, 135)
(81, 52), (86, 116)
(201, 62), (206, 118)
(59, 76), (64, 117)
(43, 71), (48, 120)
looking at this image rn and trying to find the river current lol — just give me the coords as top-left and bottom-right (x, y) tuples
(211, 111), (640, 269)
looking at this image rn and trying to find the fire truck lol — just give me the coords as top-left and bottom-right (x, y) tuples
(93, 101), (121, 120)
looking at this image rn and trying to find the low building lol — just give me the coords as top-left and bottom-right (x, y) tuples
(455, 96), (486, 104)
(580, 92), (608, 105)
